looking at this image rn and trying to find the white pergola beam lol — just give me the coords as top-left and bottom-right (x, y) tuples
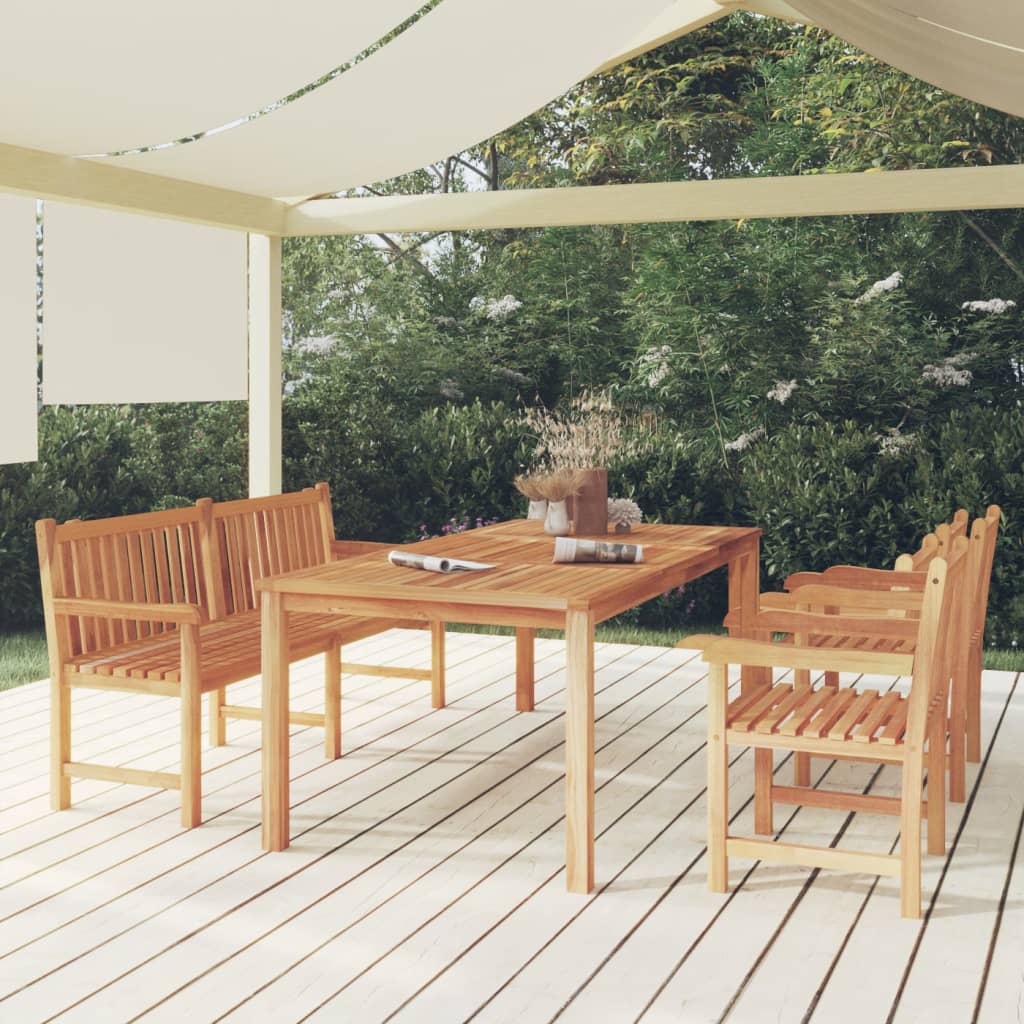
(286, 165), (1024, 236)
(0, 142), (285, 235)
(247, 235), (283, 497)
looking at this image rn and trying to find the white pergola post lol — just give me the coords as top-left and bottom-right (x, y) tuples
(247, 233), (283, 497)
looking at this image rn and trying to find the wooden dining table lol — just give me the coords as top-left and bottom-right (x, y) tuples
(257, 518), (762, 893)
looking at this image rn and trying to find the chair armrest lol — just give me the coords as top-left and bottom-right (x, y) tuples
(701, 637), (914, 677)
(51, 598), (208, 626)
(744, 609), (918, 641)
(820, 566), (926, 590)
(778, 584), (923, 613)
(330, 540), (391, 560)
(783, 571), (826, 590)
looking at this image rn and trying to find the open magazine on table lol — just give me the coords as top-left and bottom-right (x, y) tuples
(387, 550), (496, 574)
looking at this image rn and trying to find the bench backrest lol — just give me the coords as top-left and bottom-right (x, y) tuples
(36, 503), (214, 658)
(207, 484), (335, 617)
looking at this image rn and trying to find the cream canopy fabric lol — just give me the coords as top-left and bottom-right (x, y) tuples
(43, 203), (248, 405)
(0, 1), (426, 155)
(88, 0), (1024, 202)
(0, 195), (38, 464)
(782, 1), (1024, 120)
(98, 0), (719, 197)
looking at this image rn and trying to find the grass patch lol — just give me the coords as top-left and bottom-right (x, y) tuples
(0, 630), (50, 690)
(0, 625), (1021, 692)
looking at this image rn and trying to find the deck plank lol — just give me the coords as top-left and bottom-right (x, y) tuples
(0, 637), (1019, 1024)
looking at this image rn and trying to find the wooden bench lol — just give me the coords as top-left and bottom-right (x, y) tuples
(36, 483), (444, 827)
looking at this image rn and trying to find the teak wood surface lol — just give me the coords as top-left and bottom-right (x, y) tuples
(257, 519), (762, 893)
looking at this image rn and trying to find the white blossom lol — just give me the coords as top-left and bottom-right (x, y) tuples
(961, 298), (1017, 315)
(639, 345), (672, 387)
(877, 428), (917, 457)
(283, 372), (313, 397)
(473, 294), (523, 320)
(922, 355), (973, 387)
(767, 379), (798, 404)
(855, 270), (904, 305)
(725, 427), (765, 452)
(295, 335), (336, 354)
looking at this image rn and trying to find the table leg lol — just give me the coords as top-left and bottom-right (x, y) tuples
(728, 538), (768, 696)
(262, 592), (291, 852)
(565, 609), (595, 894)
(516, 627), (536, 711)
(431, 621), (446, 708)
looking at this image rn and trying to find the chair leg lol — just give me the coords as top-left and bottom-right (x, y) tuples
(967, 645), (982, 763)
(324, 644), (341, 760)
(755, 749), (774, 835)
(823, 671), (840, 689)
(900, 757), (924, 919)
(50, 673), (71, 810)
(208, 688), (226, 747)
(431, 622), (446, 709)
(949, 676), (966, 804)
(927, 714), (946, 856)
(793, 668), (812, 787)
(180, 625), (202, 829)
(707, 662), (730, 892)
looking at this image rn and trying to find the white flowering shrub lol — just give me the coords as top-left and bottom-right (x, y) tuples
(855, 270), (904, 304)
(962, 299), (1017, 315)
(767, 379), (798, 404)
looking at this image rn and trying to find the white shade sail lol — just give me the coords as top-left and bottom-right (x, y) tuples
(0, 1), (427, 156)
(43, 203), (248, 405)
(0, 195), (38, 465)
(785, 1), (1024, 119)
(98, 0), (716, 198)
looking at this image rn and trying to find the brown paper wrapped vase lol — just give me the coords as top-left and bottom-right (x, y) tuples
(569, 468), (608, 536)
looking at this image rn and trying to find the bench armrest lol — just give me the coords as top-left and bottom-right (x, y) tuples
(330, 540), (391, 560)
(701, 637), (915, 677)
(52, 598), (208, 626)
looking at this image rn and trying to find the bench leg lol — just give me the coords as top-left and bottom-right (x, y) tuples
(431, 622), (446, 708)
(51, 673), (71, 810)
(208, 688), (227, 747)
(180, 625), (202, 828)
(325, 644), (341, 759)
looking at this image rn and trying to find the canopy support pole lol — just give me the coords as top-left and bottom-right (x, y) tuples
(247, 234), (282, 497)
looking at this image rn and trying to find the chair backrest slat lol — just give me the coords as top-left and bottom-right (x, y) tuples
(208, 485), (335, 617)
(37, 505), (209, 658)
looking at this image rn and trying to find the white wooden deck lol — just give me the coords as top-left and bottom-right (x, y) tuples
(0, 630), (1021, 1024)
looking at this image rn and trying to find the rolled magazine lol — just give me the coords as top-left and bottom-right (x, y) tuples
(387, 550), (496, 574)
(552, 537), (644, 564)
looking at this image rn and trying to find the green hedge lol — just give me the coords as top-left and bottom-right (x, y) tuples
(1, 400), (1019, 646)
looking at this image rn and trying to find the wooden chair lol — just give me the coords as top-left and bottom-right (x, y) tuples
(703, 536), (968, 919)
(761, 507), (1000, 800)
(37, 484), (443, 827)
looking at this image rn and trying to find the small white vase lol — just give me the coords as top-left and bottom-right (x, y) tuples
(527, 499), (548, 521)
(544, 499), (570, 536)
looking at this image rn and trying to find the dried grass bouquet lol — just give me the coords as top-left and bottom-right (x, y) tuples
(526, 467), (584, 503)
(521, 389), (641, 470)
